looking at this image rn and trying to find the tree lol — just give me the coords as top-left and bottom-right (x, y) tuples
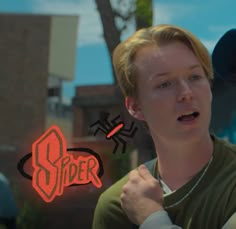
(135, 0), (153, 29)
(95, 0), (153, 59)
(95, 0), (155, 164)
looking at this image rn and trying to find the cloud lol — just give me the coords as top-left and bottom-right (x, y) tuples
(29, 1), (203, 47)
(206, 24), (236, 53)
(208, 25), (236, 34)
(30, 0), (224, 52)
(153, 3), (197, 25)
(153, 4), (173, 24)
(30, 0), (104, 46)
(200, 39), (217, 53)
(152, 3), (218, 53)
(30, 1), (201, 47)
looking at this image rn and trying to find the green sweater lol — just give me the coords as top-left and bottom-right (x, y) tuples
(92, 136), (236, 229)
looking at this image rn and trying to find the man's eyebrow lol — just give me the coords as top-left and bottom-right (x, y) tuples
(189, 64), (202, 70)
(150, 64), (202, 80)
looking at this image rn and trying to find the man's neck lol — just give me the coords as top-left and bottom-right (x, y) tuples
(155, 134), (213, 190)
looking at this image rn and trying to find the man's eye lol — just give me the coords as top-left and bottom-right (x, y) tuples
(157, 81), (172, 89)
(189, 75), (202, 81)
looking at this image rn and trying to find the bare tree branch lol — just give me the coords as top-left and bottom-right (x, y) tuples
(95, 0), (156, 163)
(95, 0), (121, 59)
(113, 9), (135, 21)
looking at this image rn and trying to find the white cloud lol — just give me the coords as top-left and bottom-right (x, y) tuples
(153, 3), (197, 25)
(29, 1), (203, 47)
(201, 39), (217, 53)
(116, 2), (199, 41)
(152, 3), (217, 53)
(153, 4), (172, 24)
(208, 25), (236, 34)
(30, 0), (223, 51)
(30, 0), (104, 46)
(206, 24), (236, 53)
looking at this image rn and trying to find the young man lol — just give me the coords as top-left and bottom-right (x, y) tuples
(92, 24), (236, 229)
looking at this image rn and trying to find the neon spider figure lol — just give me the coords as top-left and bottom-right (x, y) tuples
(90, 113), (138, 154)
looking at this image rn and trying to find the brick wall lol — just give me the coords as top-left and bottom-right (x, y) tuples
(0, 14), (50, 153)
(0, 13), (50, 225)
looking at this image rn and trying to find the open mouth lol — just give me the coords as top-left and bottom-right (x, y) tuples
(177, 112), (200, 122)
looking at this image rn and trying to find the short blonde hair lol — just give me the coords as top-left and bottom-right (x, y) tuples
(112, 24), (213, 97)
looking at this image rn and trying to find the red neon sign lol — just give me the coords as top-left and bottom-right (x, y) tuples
(31, 126), (102, 203)
(106, 123), (124, 139)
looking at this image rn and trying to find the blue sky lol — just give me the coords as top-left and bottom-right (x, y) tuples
(0, 0), (236, 103)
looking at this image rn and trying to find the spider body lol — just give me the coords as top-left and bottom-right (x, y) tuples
(90, 114), (137, 154)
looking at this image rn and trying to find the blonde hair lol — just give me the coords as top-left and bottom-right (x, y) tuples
(112, 24), (213, 97)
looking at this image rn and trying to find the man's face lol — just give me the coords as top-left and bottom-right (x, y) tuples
(126, 42), (212, 144)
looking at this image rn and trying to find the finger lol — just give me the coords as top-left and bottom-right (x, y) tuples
(138, 164), (154, 181)
(128, 169), (139, 177)
(120, 193), (125, 210)
(128, 169), (140, 179)
(128, 169), (141, 184)
(122, 183), (128, 194)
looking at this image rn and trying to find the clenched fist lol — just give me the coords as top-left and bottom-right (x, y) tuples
(120, 164), (164, 225)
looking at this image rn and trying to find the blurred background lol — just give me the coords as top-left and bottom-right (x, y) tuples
(0, 0), (236, 228)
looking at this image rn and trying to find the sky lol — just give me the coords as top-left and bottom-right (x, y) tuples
(0, 0), (236, 103)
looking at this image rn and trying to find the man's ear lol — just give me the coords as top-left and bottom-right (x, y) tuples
(125, 97), (145, 121)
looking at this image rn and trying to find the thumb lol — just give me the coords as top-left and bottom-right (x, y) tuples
(138, 164), (154, 181)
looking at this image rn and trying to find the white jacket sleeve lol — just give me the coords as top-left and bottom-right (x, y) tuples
(140, 211), (236, 229)
(222, 213), (236, 229)
(140, 211), (182, 229)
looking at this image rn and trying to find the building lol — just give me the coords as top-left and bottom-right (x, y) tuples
(0, 12), (80, 228)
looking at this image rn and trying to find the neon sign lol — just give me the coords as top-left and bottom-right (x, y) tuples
(17, 113), (137, 202)
(17, 126), (104, 203)
(90, 114), (138, 154)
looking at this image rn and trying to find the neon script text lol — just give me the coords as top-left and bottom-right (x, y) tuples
(32, 126), (102, 202)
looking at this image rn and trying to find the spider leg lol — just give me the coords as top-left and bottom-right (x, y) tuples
(116, 136), (127, 154)
(96, 113), (113, 129)
(90, 120), (104, 128)
(122, 121), (135, 132)
(90, 120), (111, 135)
(111, 115), (121, 124)
(103, 118), (112, 128)
(111, 137), (119, 154)
(91, 126), (110, 136)
(120, 126), (138, 138)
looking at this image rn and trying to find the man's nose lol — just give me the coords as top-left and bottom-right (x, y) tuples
(176, 79), (193, 102)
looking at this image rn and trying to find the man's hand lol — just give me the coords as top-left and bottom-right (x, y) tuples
(120, 164), (164, 225)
